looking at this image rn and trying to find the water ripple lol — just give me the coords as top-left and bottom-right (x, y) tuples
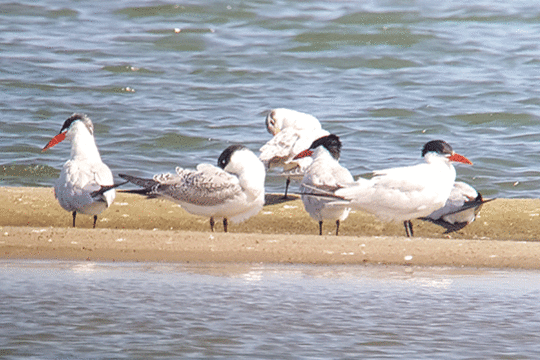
(2, 262), (540, 358)
(1, 0), (540, 199)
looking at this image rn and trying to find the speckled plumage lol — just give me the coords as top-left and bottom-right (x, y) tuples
(259, 108), (329, 197)
(120, 145), (265, 231)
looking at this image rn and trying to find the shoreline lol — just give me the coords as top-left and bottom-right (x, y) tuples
(2, 186), (540, 269)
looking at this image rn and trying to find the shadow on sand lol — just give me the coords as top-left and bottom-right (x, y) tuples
(264, 193), (300, 206)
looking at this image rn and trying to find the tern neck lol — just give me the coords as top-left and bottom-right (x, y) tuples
(313, 146), (338, 162)
(229, 151), (266, 200)
(429, 155), (457, 191)
(70, 129), (102, 162)
(424, 152), (450, 165)
(241, 163), (266, 196)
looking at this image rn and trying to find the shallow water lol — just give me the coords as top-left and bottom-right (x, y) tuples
(1, 0), (540, 197)
(1, 260), (540, 359)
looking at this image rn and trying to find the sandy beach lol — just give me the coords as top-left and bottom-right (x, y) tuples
(1, 186), (540, 269)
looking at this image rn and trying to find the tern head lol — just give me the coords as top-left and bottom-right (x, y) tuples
(421, 140), (472, 165)
(217, 144), (266, 185)
(265, 108), (320, 136)
(265, 109), (282, 135)
(293, 134), (342, 161)
(42, 113), (94, 151)
(218, 144), (247, 170)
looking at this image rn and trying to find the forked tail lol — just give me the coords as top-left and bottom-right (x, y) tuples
(118, 174), (161, 197)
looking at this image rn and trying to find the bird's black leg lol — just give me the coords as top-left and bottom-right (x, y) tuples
(223, 218), (228, 233)
(93, 215), (98, 229)
(210, 217), (215, 232)
(72, 211), (77, 228)
(404, 220), (414, 237)
(319, 221), (323, 235)
(283, 177), (291, 199)
(336, 220), (340, 236)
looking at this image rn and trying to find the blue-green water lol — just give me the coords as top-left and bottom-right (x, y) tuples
(1, 261), (540, 359)
(2, 0), (540, 197)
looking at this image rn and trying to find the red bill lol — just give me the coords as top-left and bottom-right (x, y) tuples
(42, 132), (66, 152)
(293, 149), (314, 160)
(449, 153), (473, 165)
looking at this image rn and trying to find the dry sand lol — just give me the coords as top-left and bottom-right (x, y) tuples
(1, 186), (540, 269)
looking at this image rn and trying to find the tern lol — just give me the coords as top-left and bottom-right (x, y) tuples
(294, 134), (354, 235)
(332, 140), (473, 237)
(259, 108), (329, 198)
(421, 181), (494, 233)
(119, 145), (265, 232)
(42, 113), (117, 228)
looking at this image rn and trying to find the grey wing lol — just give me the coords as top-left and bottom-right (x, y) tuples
(62, 160), (113, 195)
(259, 129), (301, 165)
(159, 164), (242, 206)
(93, 161), (114, 186)
(300, 183), (342, 195)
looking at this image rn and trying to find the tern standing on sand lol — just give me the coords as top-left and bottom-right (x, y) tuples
(120, 144), (265, 232)
(259, 108), (329, 198)
(333, 140), (473, 237)
(42, 113), (116, 228)
(422, 181), (493, 232)
(294, 134), (354, 235)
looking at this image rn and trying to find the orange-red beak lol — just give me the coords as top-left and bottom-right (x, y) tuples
(293, 149), (313, 160)
(42, 132), (66, 152)
(448, 152), (473, 165)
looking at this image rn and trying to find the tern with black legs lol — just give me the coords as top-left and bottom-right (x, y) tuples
(42, 113), (117, 228)
(259, 108), (329, 198)
(120, 145), (265, 232)
(294, 134), (353, 235)
(332, 140), (473, 237)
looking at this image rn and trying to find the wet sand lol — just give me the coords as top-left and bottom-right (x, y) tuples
(1, 186), (540, 268)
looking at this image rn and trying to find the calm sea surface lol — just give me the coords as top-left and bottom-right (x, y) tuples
(0, 260), (540, 359)
(1, 0), (540, 197)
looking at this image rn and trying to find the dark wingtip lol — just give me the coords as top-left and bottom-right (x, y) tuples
(419, 217), (470, 233)
(90, 181), (129, 197)
(118, 188), (155, 196)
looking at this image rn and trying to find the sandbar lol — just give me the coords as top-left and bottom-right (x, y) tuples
(1, 187), (539, 269)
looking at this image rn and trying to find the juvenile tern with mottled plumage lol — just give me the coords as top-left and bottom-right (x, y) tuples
(259, 108), (329, 198)
(120, 145), (265, 232)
